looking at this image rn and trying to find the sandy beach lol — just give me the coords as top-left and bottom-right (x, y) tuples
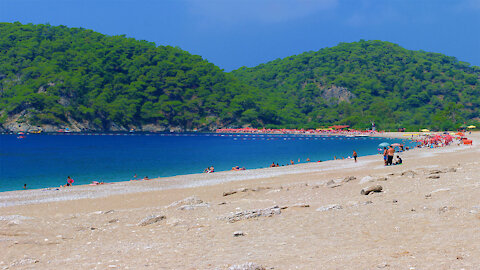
(1, 132), (479, 269)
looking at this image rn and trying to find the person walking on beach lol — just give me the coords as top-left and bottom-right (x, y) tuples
(383, 147), (388, 165)
(353, 150), (358, 162)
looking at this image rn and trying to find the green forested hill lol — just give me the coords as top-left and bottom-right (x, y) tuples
(0, 22), (259, 131)
(1, 23), (479, 132)
(231, 40), (480, 130)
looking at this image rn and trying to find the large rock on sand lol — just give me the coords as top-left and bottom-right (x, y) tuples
(361, 185), (383, 195)
(221, 206), (281, 223)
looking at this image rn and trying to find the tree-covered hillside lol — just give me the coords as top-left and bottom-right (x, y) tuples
(1, 23), (479, 132)
(0, 22), (259, 131)
(231, 40), (480, 130)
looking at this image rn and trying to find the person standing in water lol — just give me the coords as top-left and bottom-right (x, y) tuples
(353, 150), (358, 162)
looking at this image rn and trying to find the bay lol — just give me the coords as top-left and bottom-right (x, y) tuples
(0, 133), (413, 192)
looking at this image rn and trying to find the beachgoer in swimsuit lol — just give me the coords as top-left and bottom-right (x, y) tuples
(353, 150), (358, 162)
(383, 147), (388, 165)
(387, 146), (395, 165)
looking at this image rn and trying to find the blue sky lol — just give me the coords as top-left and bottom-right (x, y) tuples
(1, 0), (479, 71)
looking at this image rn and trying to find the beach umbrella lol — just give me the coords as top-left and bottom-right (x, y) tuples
(421, 129), (430, 132)
(378, 142), (390, 147)
(467, 125), (476, 129)
(456, 132), (465, 136)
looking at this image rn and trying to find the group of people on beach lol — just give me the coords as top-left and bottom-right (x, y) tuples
(269, 158), (315, 168)
(383, 146), (402, 166)
(204, 166), (215, 173)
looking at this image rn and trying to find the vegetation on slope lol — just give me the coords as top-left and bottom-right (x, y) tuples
(0, 22), (259, 131)
(1, 22), (479, 131)
(231, 40), (480, 130)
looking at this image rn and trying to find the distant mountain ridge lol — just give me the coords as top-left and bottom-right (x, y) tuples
(0, 23), (479, 132)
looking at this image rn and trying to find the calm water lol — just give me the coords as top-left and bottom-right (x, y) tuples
(0, 133), (412, 192)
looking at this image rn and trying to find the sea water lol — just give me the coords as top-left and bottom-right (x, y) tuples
(0, 133), (413, 192)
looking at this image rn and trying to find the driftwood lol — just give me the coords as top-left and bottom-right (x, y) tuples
(361, 185), (383, 195)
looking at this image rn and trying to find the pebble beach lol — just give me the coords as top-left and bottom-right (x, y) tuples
(1, 132), (479, 269)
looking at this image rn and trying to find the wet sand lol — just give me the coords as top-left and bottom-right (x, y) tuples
(1, 132), (479, 269)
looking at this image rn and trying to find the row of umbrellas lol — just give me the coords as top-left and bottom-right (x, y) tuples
(421, 125), (476, 132)
(378, 142), (401, 147)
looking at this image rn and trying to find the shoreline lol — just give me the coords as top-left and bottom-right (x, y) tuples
(0, 133), (408, 194)
(0, 132), (416, 207)
(0, 132), (466, 208)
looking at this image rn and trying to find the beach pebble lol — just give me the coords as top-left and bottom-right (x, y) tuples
(223, 190), (237, 197)
(316, 204), (343, 212)
(376, 177), (388, 181)
(233, 231), (245, 237)
(343, 176), (356, 183)
(469, 206), (480, 214)
(377, 262), (390, 268)
(360, 185), (383, 195)
(438, 206), (455, 213)
(137, 215), (166, 226)
(290, 203), (310, 208)
(430, 188), (450, 195)
(427, 175), (440, 179)
(9, 258), (39, 267)
(228, 262), (265, 270)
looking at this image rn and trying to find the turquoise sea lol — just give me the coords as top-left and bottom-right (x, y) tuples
(0, 133), (413, 192)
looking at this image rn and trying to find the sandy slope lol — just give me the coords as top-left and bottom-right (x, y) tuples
(1, 132), (479, 269)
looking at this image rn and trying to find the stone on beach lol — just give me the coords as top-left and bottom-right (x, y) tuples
(429, 169), (443, 174)
(427, 175), (440, 179)
(361, 185), (383, 195)
(316, 204), (343, 212)
(343, 176), (356, 183)
(137, 215), (166, 226)
(228, 262), (266, 270)
(233, 231), (245, 237)
(221, 206), (281, 223)
(290, 203), (310, 208)
(177, 202), (210, 210)
(223, 190), (237, 197)
(325, 179), (342, 188)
